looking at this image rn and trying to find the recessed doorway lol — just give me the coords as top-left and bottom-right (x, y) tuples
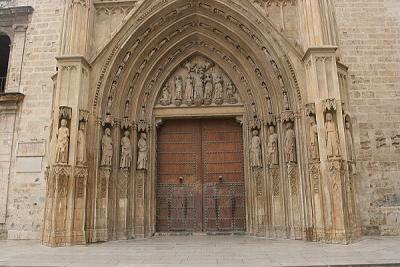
(156, 118), (246, 233)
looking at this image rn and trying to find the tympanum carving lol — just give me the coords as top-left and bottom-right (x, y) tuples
(156, 56), (241, 108)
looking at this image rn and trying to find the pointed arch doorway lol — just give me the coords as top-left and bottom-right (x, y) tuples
(156, 118), (246, 233)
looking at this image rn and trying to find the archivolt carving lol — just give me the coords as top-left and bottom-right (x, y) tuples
(93, 0), (303, 118)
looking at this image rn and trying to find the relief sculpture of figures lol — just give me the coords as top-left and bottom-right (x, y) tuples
(120, 131), (132, 169)
(250, 130), (262, 168)
(325, 112), (340, 158)
(101, 128), (113, 166)
(137, 132), (148, 170)
(203, 73), (213, 105)
(184, 75), (194, 105)
(214, 75), (224, 105)
(55, 119), (70, 164)
(267, 125), (279, 165)
(345, 118), (354, 161)
(309, 116), (319, 160)
(76, 121), (86, 165)
(226, 81), (238, 104)
(159, 84), (171, 106)
(174, 76), (183, 106)
(193, 66), (205, 105)
(284, 122), (297, 163)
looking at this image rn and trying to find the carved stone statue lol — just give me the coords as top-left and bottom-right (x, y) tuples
(226, 81), (237, 104)
(214, 75), (224, 105)
(325, 112), (340, 158)
(76, 121), (86, 165)
(55, 119), (70, 164)
(184, 75), (194, 105)
(106, 96), (112, 115)
(250, 130), (262, 168)
(345, 118), (354, 161)
(101, 128), (113, 166)
(204, 73), (213, 105)
(123, 101), (129, 118)
(284, 122), (297, 163)
(283, 91), (290, 110)
(193, 66), (205, 105)
(159, 84), (171, 106)
(309, 116), (319, 160)
(267, 125), (279, 165)
(137, 132), (148, 170)
(120, 131), (132, 169)
(174, 76), (183, 106)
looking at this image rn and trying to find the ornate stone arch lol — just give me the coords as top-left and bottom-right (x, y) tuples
(84, 0), (313, 242)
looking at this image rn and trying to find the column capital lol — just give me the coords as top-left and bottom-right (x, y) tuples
(302, 46), (338, 62)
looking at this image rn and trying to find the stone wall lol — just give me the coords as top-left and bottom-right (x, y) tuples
(0, 0), (64, 239)
(335, 0), (400, 235)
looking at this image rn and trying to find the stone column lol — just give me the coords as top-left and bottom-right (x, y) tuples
(42, 0), (92, 247)
(299, 0), (359, 243)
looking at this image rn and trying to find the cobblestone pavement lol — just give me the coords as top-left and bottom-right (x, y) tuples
(0, 235), (400, 267)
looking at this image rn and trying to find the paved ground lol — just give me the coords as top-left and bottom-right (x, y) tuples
(0, 235), (400, 267)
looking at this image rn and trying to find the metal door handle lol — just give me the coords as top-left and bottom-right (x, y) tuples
(179, 176), (184, 183)
(218, 176), (223, 183)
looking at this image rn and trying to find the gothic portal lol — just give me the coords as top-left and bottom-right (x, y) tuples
(41, 0), (361, 247)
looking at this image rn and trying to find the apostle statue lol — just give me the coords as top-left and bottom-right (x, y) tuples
(174, 76), (183, 105)
(184, 75), (194, 105)
(137, 132), (148, 170)
(345, 118), (354, 161)
(325, 112), (340, 158)
(120, 130), (132, 169)
(214, 75), (224, 105)
(284, 122), (297, 163)
(250, 129), (262, 168)
(159, 84), (171, 106)
(309, 116), (319, 160)
(76, 121), (86, 165)
(55, 119), (70, 164)
(101, 127), (113, 166)
(267, 125), (279, 165)
(204, 73), (213, 105)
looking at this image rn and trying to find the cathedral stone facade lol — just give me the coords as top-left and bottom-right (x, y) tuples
(0, 0), (399, 246)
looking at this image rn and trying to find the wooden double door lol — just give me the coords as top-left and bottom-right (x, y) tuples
(156, 118), (246, 233)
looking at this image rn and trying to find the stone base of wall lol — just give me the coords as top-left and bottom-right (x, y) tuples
(7, 230), (41, 240)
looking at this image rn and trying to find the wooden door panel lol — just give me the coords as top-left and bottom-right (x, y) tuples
(157, 119), (245, 233)
(202, 119), (245, 232)
(157, 120), (202, 232)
